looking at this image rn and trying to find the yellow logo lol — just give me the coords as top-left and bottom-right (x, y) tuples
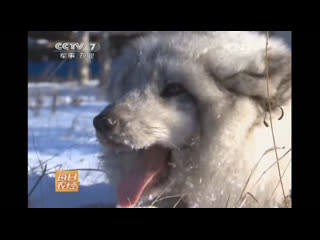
(55, 170), (79, 192)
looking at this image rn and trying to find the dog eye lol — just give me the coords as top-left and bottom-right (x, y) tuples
(161, 83), (185, 97)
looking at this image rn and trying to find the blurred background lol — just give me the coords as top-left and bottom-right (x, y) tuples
(28, 31), (152, 208)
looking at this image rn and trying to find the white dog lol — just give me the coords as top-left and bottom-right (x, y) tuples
(93, 31), (291, 208)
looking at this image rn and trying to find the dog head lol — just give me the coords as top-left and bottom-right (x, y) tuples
(93, 32), (291, 208)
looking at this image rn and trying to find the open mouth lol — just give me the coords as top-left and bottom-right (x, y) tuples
(100, 136), (172, 208)
(117, 145), (171, 208)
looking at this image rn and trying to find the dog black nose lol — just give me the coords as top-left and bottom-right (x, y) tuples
(93, 104), (119, 132)
(93, 114), (118, 132)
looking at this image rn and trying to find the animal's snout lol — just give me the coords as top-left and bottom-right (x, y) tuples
(93, 114), (118, 132)
(93, 104), (119, 133)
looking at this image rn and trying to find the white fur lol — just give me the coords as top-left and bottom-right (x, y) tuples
(98, 31), (291, 208)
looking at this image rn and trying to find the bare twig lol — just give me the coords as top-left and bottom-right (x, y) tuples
(33, 136), (97, 167)
(225, 194), (231, 208)
(268, 158), (291, 204)
(173, 193), (186, 208)
(28, 164), (47, 198)
(253, 148), (292, 188)
(264, 31), (288, 207)
(239, 192), (261, 208)
(152, 194), (185, 205)
(31, 130), (43, 172)
(277, 106), (284, 120)
(237, 146), (284, 206)
(247, 192), (260, 208)
(151, 182), (173, 206)
(44, 59), (67, 82)
(45, 168), (105, 175)
(28, 166), (104, 200)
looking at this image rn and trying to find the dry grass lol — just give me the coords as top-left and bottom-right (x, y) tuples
(264, 31), (289, 208)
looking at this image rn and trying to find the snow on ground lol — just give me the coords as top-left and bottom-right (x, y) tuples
(28, 80), (116, 208)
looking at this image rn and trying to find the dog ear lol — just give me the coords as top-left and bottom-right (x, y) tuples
(200, 32), (291, 106)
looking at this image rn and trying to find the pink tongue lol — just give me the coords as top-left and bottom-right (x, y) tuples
(117, 145), (168, 208)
